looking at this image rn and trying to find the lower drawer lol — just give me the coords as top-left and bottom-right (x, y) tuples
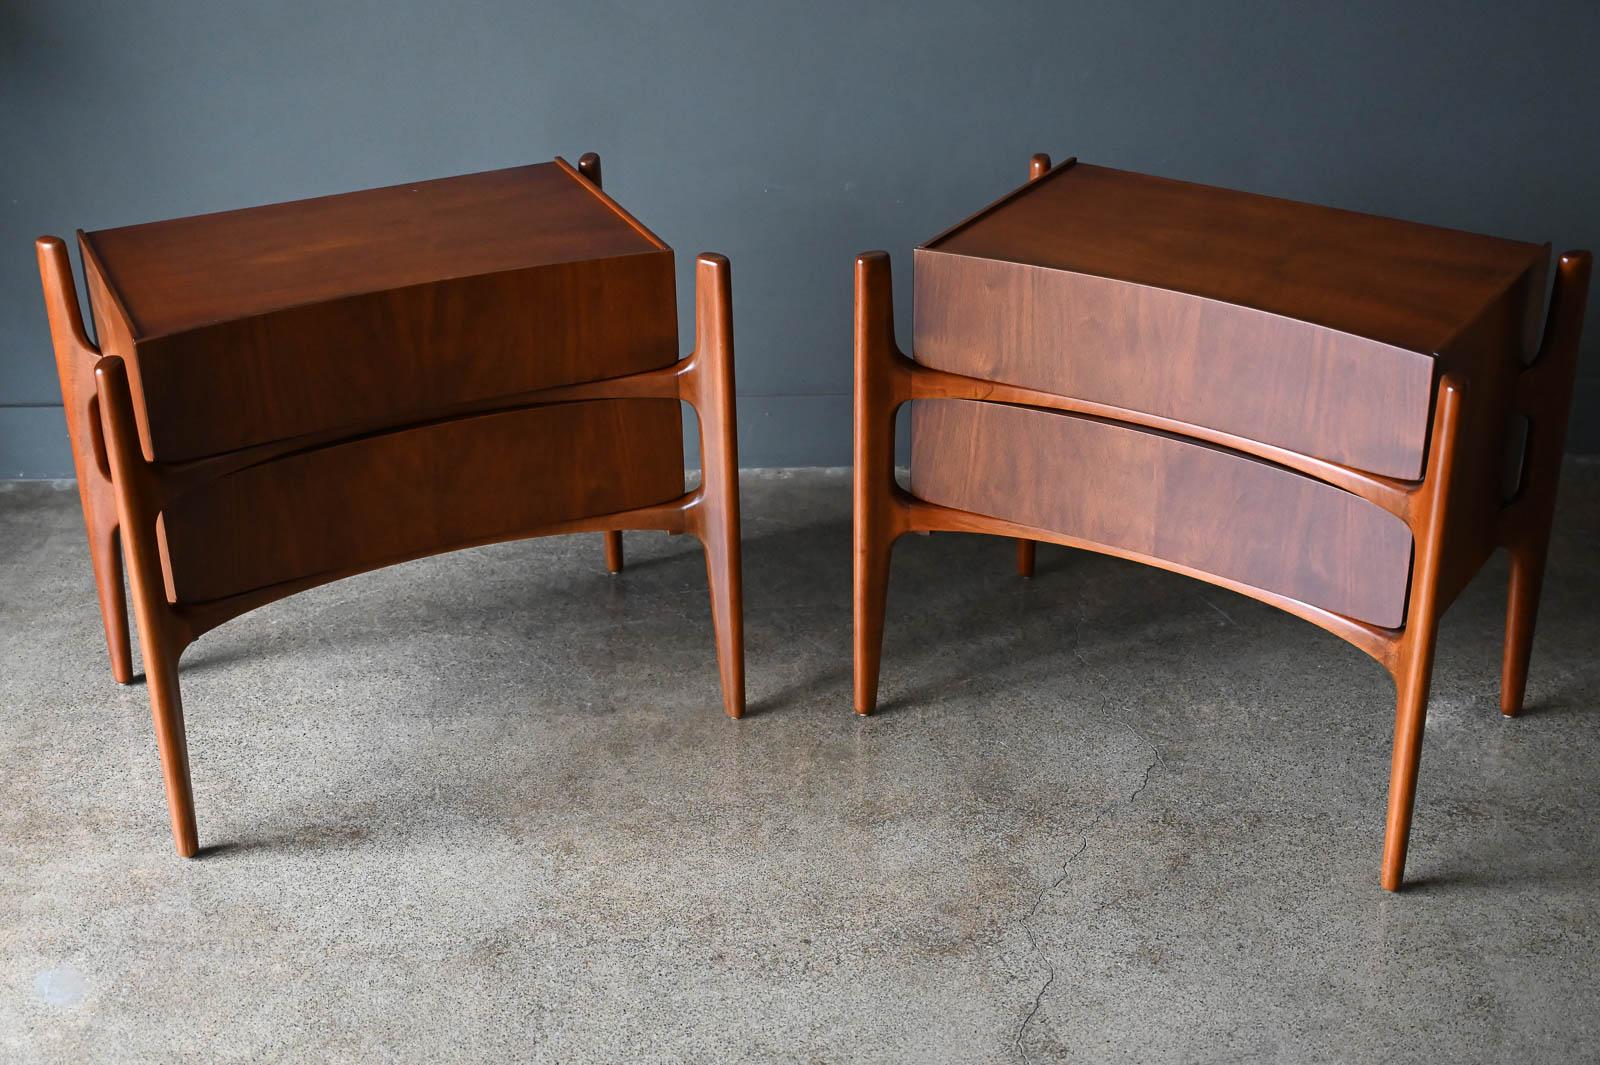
(908, 399), (1413, 627)
(158, 398), (683, 603)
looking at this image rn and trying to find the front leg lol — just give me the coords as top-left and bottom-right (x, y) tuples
(95, 357), (199, 857)
(682, 254), (745, 719)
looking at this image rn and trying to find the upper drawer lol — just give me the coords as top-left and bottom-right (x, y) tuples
(914, 248), (1435, 479)
(78, 161), (677, 463)
(914, 162), (1551, 481)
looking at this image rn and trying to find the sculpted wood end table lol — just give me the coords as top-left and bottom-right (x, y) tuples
(38, 154), (744, 857)
(853, 153), (1589, 890)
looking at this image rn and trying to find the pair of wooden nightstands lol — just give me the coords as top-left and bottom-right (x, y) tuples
(41, 152), (1588, 891)
(854, 153), (1589, 890)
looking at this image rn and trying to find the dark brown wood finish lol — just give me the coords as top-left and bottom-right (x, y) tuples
(915, 252), (1439, 478)
(158, 400), (682, 603)
(855, 155), (1590, 892)
(36, 237), (132, 684)
(79, 159), (678, 462)
(910, 400), (1413, 627)
(38, 156), (746, 857)
(916, 162), (1548, 480)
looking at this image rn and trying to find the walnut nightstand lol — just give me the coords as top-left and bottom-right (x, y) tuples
(38, 154), (745, 857)
(853, 153), (1589, 890)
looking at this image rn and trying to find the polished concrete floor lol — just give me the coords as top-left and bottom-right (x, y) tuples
(2, 467), (1598, 1063)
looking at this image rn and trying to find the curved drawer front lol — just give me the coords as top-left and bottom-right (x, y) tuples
(158, 398), (682, 604)
(909, 400), (1413, 627)
(86, 250), (677, 463)
(913, 249), (1437, 480)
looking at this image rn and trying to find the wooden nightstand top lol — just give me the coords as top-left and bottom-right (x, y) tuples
(80, 159), (666, 341)
(922, 162), (1547, 357)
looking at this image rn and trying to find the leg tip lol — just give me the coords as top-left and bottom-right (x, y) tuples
(172, 810), (199, 858)
(852, 678), (879, 716)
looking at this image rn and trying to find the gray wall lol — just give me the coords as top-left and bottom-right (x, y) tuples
(4, 1), (1598, 476)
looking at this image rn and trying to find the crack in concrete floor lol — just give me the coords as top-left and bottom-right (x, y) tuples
(1011, 591), (1168, 1062)
(1014, 723), (1164, 1063)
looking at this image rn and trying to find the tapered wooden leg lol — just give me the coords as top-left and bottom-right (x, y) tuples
(95, 356), (199, 857)
(37, 238), (135, 685)
(82, 500), (134, 684)
(685, 254), (745, 719)
(853, 531), (897, 716)
(1016, 539), (1036, 578)
(1381, 633), (1439, 891)
(1377, 376), (1462, 891)
(603, 530), (625, 573)
(1496, 253), (1591, 717)
(853, 252), (908, 716)
(142, 634), (198, 857)
(1499, 543), (1548, 717)
(699, 523), (744, 720)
